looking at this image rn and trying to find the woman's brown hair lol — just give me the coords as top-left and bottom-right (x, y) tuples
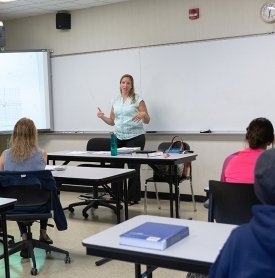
(10, 117), (38, 162)
(120, 74), (136, 103)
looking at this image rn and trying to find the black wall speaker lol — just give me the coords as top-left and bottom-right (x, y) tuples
(56, 12), (71, 30)
(0, 26), (5, 47)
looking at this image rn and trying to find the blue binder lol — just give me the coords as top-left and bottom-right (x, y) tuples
(119, 222), (189, 250)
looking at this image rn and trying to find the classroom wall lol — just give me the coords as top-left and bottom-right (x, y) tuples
(3, 0), (274, 196)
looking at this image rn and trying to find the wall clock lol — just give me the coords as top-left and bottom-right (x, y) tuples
(261, 1), (275, 23)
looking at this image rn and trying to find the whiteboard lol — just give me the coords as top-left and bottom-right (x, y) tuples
(52, 48), (141, 132)
(52, 34), (275, 132)
(0, 50), (52, 131)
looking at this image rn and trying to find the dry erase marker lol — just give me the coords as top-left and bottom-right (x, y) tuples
(98, 107), (102, 112)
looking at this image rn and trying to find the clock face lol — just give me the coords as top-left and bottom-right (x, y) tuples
(261, 1), (275, 23)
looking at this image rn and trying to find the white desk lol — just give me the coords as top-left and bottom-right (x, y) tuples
(0, 198), (17, 278)
(50, 166), (135, 223)
(82, 215), (236, 277)
(48, 151), (198, 218)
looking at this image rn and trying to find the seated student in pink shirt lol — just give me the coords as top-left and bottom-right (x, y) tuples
(220, 117), (274, 183)
(204, 117), (274, 209)
(192, 118), (274, 278)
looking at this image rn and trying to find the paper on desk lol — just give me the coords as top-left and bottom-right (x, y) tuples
(147, 151), (164, 157)
(117, 147), (141, 154)
(45, 165), (66, 171)
(91, 151), (110, 155)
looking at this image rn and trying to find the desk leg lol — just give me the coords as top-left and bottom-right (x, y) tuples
(168, 165), (174, 218)
(116, 193), (121, 224)
(175, 184), (180, 218)
(174, 170), (180, 218)
(135, 264), (141, 278)
(146, 265), (153, 278)
(124, 179), (128, 220)
(1, 213), (10, 278)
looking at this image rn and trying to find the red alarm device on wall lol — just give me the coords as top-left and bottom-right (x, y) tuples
(189, 8), (199, 20)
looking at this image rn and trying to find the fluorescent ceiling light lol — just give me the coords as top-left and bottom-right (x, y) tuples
(0, 0), (17, 2)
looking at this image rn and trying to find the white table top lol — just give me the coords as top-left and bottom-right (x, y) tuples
(0, 198), (17, 209)
(47, 165), (133, 223)
(82, 214), (236, 264)
(48, 150), (197, 164)
(47, 165), (135, 180)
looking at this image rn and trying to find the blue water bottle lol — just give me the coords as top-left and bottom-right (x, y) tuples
(110, 132), (117, 156)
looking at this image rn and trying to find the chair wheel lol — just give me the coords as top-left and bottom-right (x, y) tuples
(8, 239), (15, 245)
(68, 207), (75, 213)
(65, 255), (71, 264)
(83, 212), (89, 218)
(31, 268), (38, 275)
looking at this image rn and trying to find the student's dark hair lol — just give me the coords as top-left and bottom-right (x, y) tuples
(246, 117), (274, 149)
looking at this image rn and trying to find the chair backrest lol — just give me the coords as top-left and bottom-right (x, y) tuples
(0, 170), (67, 230)
(0, 170), (55, 219)
(82, 138), (111, 168)
(1, 184), (50, 207)
(86, 138), (110, 151)
(151, 141), (192, 182)
(208, 180), (261, 225)
(0, 170), (56, 190)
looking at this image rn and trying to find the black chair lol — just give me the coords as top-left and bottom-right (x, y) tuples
(63, 137), (118, 218)
(144, 141), (196, 214)
(0, 170), (70, 276)
(0, 224), (15, 245)
(208, 180), (262, 225)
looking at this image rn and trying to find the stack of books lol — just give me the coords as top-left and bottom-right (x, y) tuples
(119, 222), (189, 250)
(117, 147), (141, 154)
(134, 150), (163, 157)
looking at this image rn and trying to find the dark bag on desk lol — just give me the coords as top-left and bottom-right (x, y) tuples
(153, 136), (185, 181)
(164, 136), (184, 154)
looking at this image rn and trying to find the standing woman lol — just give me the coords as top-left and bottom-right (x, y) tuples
(97, 74), (150, 204)
(0, 117), (53, 257)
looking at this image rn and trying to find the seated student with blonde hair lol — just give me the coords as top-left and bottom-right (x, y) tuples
(0, 117), (52, 258)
